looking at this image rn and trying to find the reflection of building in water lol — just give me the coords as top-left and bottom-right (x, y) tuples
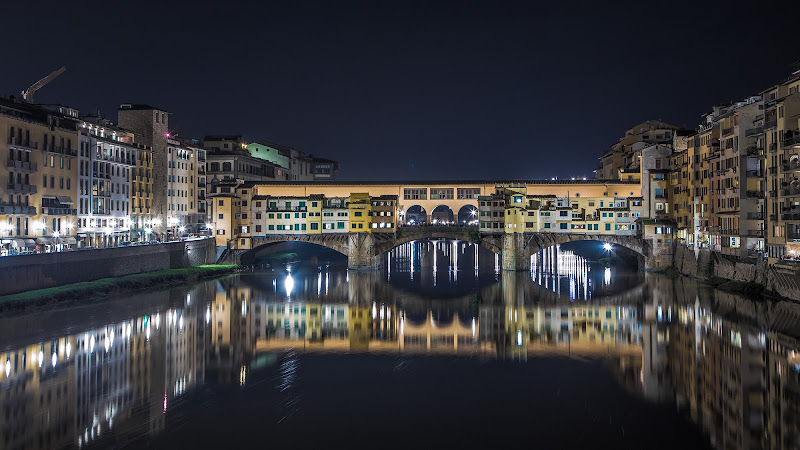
(765, 304), (800, 449)
(665, 297), (768, 450)
(74, 321), (134, 447)
(0, 336), (76, 450)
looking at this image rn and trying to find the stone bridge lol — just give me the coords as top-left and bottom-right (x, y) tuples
(237, 227), (665, 271)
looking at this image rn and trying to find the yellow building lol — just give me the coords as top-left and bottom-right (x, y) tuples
(348, 193), (371, 232)
(1, 99), (79, 255)
(306, 194), (324, 234)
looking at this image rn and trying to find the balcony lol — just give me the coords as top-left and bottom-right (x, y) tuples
(782, 213), (800, 221)
(43, 145), (77, 157)
(745, 127), (764, 138)
(6, 183), (37, 194)
(782, 162), (800, 173)
(705, 151), (721, 161)
(746, 190), (765, 199)
(746, 146), (764, 157)
(7, 136), (38, 151)
(746, 170), (763, 177)
(746, 212), (764, 220)
(783, 133), (800, 149)
(41, 207), (77, 216)
(720, 229), (739, 236)
(764, 120), (778, 130)
(782, 188), (800, 198)
(746, 230), (765, 237)
(654, 194), (668, 199)
(0, 205), (36, 215)
(7, 159), (38, 172)
(722, 127), (734, 137)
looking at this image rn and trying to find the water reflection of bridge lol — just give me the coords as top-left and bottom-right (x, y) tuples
(8, 271), (800, 450)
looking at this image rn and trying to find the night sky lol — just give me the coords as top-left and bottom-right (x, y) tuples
(1, 1), (797, 181)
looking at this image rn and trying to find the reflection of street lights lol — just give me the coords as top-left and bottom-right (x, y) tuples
(603, 243), (612, 251)
(53, 231), (60, 252)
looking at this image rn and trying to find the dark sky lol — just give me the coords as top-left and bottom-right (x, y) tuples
(1, 1), (797, 180)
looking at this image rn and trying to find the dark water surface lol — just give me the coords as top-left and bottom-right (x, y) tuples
(2, 239), (798, 449)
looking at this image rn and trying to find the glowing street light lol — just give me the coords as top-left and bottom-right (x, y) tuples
(603, 243), (612, 251)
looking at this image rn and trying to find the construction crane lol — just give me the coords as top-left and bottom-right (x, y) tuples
(21, 66), (66, 103)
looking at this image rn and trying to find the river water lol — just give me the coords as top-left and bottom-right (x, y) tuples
(1, 240), (798, 449)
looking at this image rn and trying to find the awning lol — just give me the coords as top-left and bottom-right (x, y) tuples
(36, 237), (50, 245)
(24, 239), (36, 247)
(57, 196), (73, 204)
(63, 237), (77, 245)
(0, 239), (11, 245)
(11, 239), (25, 247)
(41, 195), (57, 200)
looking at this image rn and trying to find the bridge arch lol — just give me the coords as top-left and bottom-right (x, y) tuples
(240, 236), (349, 265)
(430, 205), (454, 224)
(404, 205), (427, 225)
(457, 205), (479, 225)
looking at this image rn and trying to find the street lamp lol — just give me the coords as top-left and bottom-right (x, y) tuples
(53, 231), (60, 252)
(603, 243), (612, 251)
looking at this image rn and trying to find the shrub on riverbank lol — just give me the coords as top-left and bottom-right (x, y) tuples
(0, 265), (241, 314)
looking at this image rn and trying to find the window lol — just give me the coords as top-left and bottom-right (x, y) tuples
(429, 188), (454, 200)
(218, 214), (224, 219)
(559, 211), (568, 217)
(403, 188), (427, 200)
(311, 223), (318, 230)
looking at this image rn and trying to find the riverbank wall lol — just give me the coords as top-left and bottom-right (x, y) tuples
(0, 238), (216, 296)
(672, 245), (800, 301)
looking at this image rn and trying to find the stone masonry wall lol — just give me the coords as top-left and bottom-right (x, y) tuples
(0, 238), (215, 296)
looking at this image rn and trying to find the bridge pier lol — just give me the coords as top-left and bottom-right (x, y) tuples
(347, 233), (381, 270)
(501, 233), (531, 271)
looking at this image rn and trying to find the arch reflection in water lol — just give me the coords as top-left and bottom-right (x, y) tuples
(384, 239), (498, 296)
(531, 244), (642, 301)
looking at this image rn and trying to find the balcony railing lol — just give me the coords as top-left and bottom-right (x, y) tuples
(782, 163), (800, 173)
(745, 170), (762, 177)
(41, 207), (77, 216)
(746, 190), (765, 199)
(782, 188), (800, 197)
(720, 229), (739, 236)
(746, 212), (764, 220)
(764, 120), (778, 130)
(6, 183), (37, 194)
(746, 230), (765, 237)
(745, 127), (764, 138)
(745, 146), (763, 156)
(0, 205), (36, 215)
(6, 160), (37, 172)
(7, 136), (38, 151)
(654, 194), (668, 199)
(782, 213), (800, 221)
(722, 127), (734, 137)
(783, 134), (800, 148)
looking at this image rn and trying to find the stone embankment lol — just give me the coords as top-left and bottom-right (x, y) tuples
(0, 238), (216, 296)
(672, 245), (800, 301)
